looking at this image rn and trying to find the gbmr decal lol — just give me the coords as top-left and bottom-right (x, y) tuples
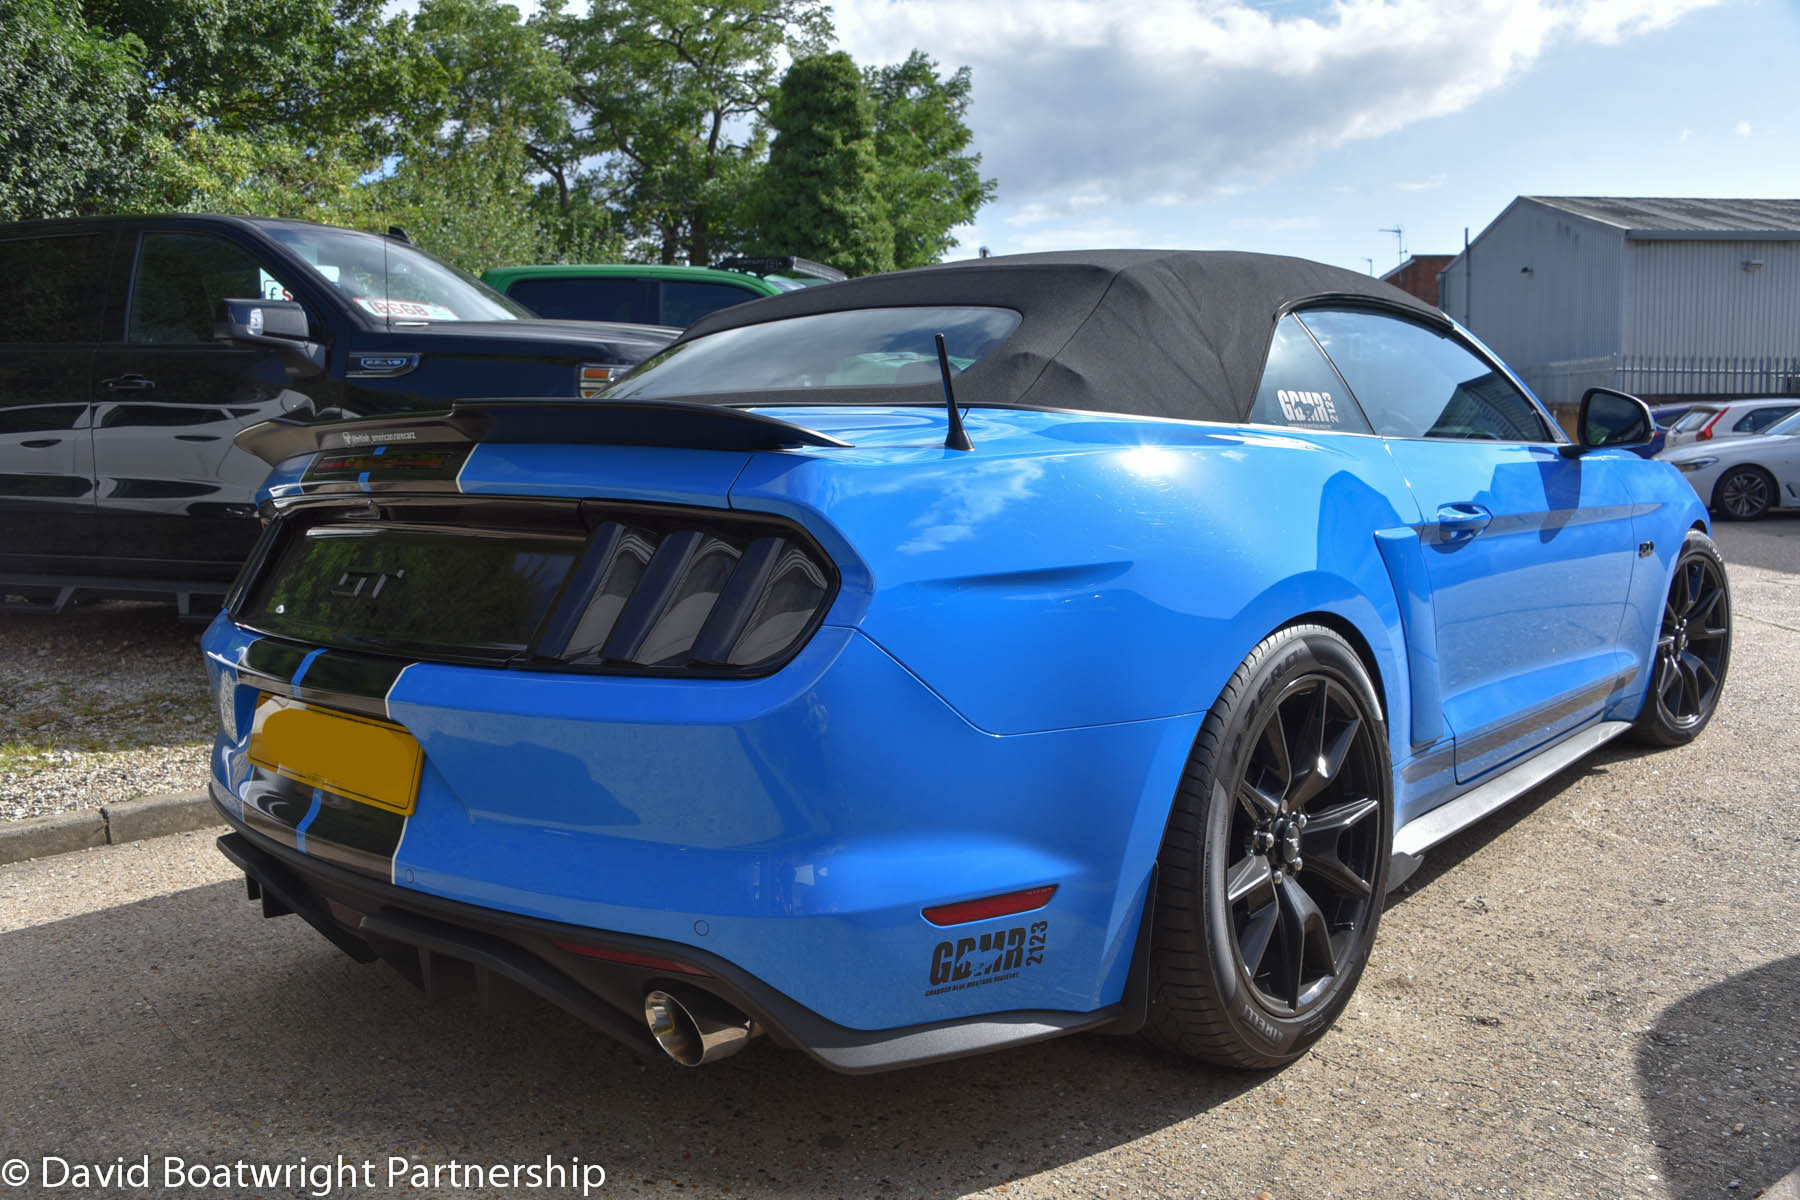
(925, 921), (1047, 996)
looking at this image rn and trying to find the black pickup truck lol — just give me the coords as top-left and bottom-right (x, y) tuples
(0, 214), (676, 613)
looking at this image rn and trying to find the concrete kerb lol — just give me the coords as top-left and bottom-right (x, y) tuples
(0, 792), (218, 866)
(1765, 1165), (1800, 1200)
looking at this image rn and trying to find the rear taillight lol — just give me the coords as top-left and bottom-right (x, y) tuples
(1697, 411), (1725, 441)
(536, 507), (836, 673)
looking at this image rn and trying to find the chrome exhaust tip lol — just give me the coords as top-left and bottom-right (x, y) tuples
(643, 988), (759, 1066)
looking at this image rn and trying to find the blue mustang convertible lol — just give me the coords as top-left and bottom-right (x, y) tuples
(202, 251), (1730, 1072)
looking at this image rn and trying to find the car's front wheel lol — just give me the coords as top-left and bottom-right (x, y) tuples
(1712, 466), (1775, 520)
(1143, 624), (1391, 1068)
(1632, 530), (1731, 746)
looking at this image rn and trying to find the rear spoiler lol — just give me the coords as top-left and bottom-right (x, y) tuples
(235, 399), (853, 466)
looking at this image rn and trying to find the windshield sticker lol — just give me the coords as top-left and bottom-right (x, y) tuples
(354, 297), (461, 321)
(1276, 388), (1341, 425)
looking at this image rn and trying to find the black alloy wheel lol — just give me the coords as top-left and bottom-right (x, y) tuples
(1226, 674), (1384, 1016)
(1144, 624), (1391, 1068)
(1713, 466), (1774, 520)
(1634, 530), (1731, 746)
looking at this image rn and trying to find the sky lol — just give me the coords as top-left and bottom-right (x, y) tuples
(828, 0), (1800, 274)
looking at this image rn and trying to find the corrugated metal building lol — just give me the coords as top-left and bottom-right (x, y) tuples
(1438, 197), (1800, 411)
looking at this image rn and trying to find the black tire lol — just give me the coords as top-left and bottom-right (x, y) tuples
(1143, 624), (1392, 1068)
(1631, 530), (1731, 747)
(1712, 466), (1775, 521)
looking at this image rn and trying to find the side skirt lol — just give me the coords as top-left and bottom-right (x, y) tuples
(1386, 719), (1631, 893)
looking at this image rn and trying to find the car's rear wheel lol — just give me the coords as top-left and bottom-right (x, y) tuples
(1631, 530), (1731, 747)
(1143, 624), (1391, 1068)
(1712, 466), (1775, 520)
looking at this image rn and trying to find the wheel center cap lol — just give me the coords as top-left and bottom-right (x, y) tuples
(1674, 618), (1689, 654)
(1274, 818), (1302, 866)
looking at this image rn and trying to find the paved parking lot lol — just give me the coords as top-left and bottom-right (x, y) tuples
(1, 517), (1796, 1200)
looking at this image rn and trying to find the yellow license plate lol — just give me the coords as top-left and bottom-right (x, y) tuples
(247, 693), (423, 817)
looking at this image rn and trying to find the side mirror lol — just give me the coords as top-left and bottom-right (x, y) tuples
(1568, 387), (1653, 455)
(222, 298), (326, 375)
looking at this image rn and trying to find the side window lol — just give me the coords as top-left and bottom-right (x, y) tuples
(504, 277), (653, 324)
(1736, 405), (1797, 433)
(1297, 308), (1552, 442)
(127, 232), (298, 345)
(1248, 314), (1370, 433)
(0, 234), (109, 343)
(659, 281), (757, 327)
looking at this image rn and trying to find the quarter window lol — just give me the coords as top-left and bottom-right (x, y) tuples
(1248, 314), (1370, 433)
(1735, 405), (1797, 433)
(128, 233), (302, 345)
(1297, 308), (1552, 442)
(504, 277), (653, 324)
(0, 234), (109, 343)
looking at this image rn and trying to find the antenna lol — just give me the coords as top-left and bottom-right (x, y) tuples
(935, 333), (972, 452)
(1363, 256), (1375, 276)
(1379, 225), (1406, 265)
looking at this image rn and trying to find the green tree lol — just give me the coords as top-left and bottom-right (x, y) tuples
(745, 52), (892, 276)
(549, 0), (832, 265)
(866, 52), (994, 269)
(0, 0), (156, 219)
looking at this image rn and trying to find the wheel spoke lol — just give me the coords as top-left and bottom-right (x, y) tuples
(1256, 704), (1293, 793)
(1226, 854), (1276, 908)
(1691, 585), (1724, 628)
(1238, 900), (1279, 976)
(1236, 778), (1283, 820)
(1276, 876), (1336, 1006)
(1291, 704), (1359, 808)
(1302, 848), (1373, 899)
(1301, 794), (1378, 835)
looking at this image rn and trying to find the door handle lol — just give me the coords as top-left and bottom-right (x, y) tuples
(1435, 502), (1492, 542)
(102, 374), (156, 391)
(21, 438), (61, 449)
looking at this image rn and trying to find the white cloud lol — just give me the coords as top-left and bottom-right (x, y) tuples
(1736, 120), (1752, 136)
(832, 0), (1724, 212)
(1396, 172), (1449, 192)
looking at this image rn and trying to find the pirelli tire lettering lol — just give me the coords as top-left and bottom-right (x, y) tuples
(925, 921), (1047, 996)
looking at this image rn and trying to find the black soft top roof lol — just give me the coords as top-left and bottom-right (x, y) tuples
(674, 249), (1446, 423)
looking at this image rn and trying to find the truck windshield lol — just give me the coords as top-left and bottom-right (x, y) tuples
(257, 223), (530, 323)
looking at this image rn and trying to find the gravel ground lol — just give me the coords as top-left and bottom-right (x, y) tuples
(0, 604), (213, 821)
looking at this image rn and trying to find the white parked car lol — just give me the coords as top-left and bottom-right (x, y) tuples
(1662, 398), (1800, 450)
(1660, 409), (1800, 519)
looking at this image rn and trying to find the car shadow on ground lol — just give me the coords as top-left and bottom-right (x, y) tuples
(1635, 953), (1800, 1199)
(2, 877), (1272, 1197)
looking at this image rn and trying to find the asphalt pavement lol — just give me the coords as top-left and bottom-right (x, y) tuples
(1, 516), (1796, 1200)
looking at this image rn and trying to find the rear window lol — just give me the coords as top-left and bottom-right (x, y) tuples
(506, 276), (653, 324)
(1671, 407), (1719, 433)
(607, 306), (1022, 398)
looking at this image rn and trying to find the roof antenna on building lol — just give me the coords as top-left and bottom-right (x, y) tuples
(935, 333), (973, 452)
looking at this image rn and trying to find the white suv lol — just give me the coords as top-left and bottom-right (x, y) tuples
(1662, 398), (1800, 450)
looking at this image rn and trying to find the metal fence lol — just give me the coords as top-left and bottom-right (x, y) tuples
(1519, 354), (1800, 423)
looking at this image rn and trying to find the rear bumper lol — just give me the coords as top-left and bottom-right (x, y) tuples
(203, 609), (1191, 1037)
(214, 813), (1137, 1073)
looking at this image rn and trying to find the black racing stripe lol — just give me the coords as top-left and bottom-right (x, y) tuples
(235, 636), (410, 721)
(298, 794), (407, 879)
(240, 769), (405, 882)
(239, 778), (304, 853)
(242, 637), (312, 682)
(298, 651), (409, 707)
